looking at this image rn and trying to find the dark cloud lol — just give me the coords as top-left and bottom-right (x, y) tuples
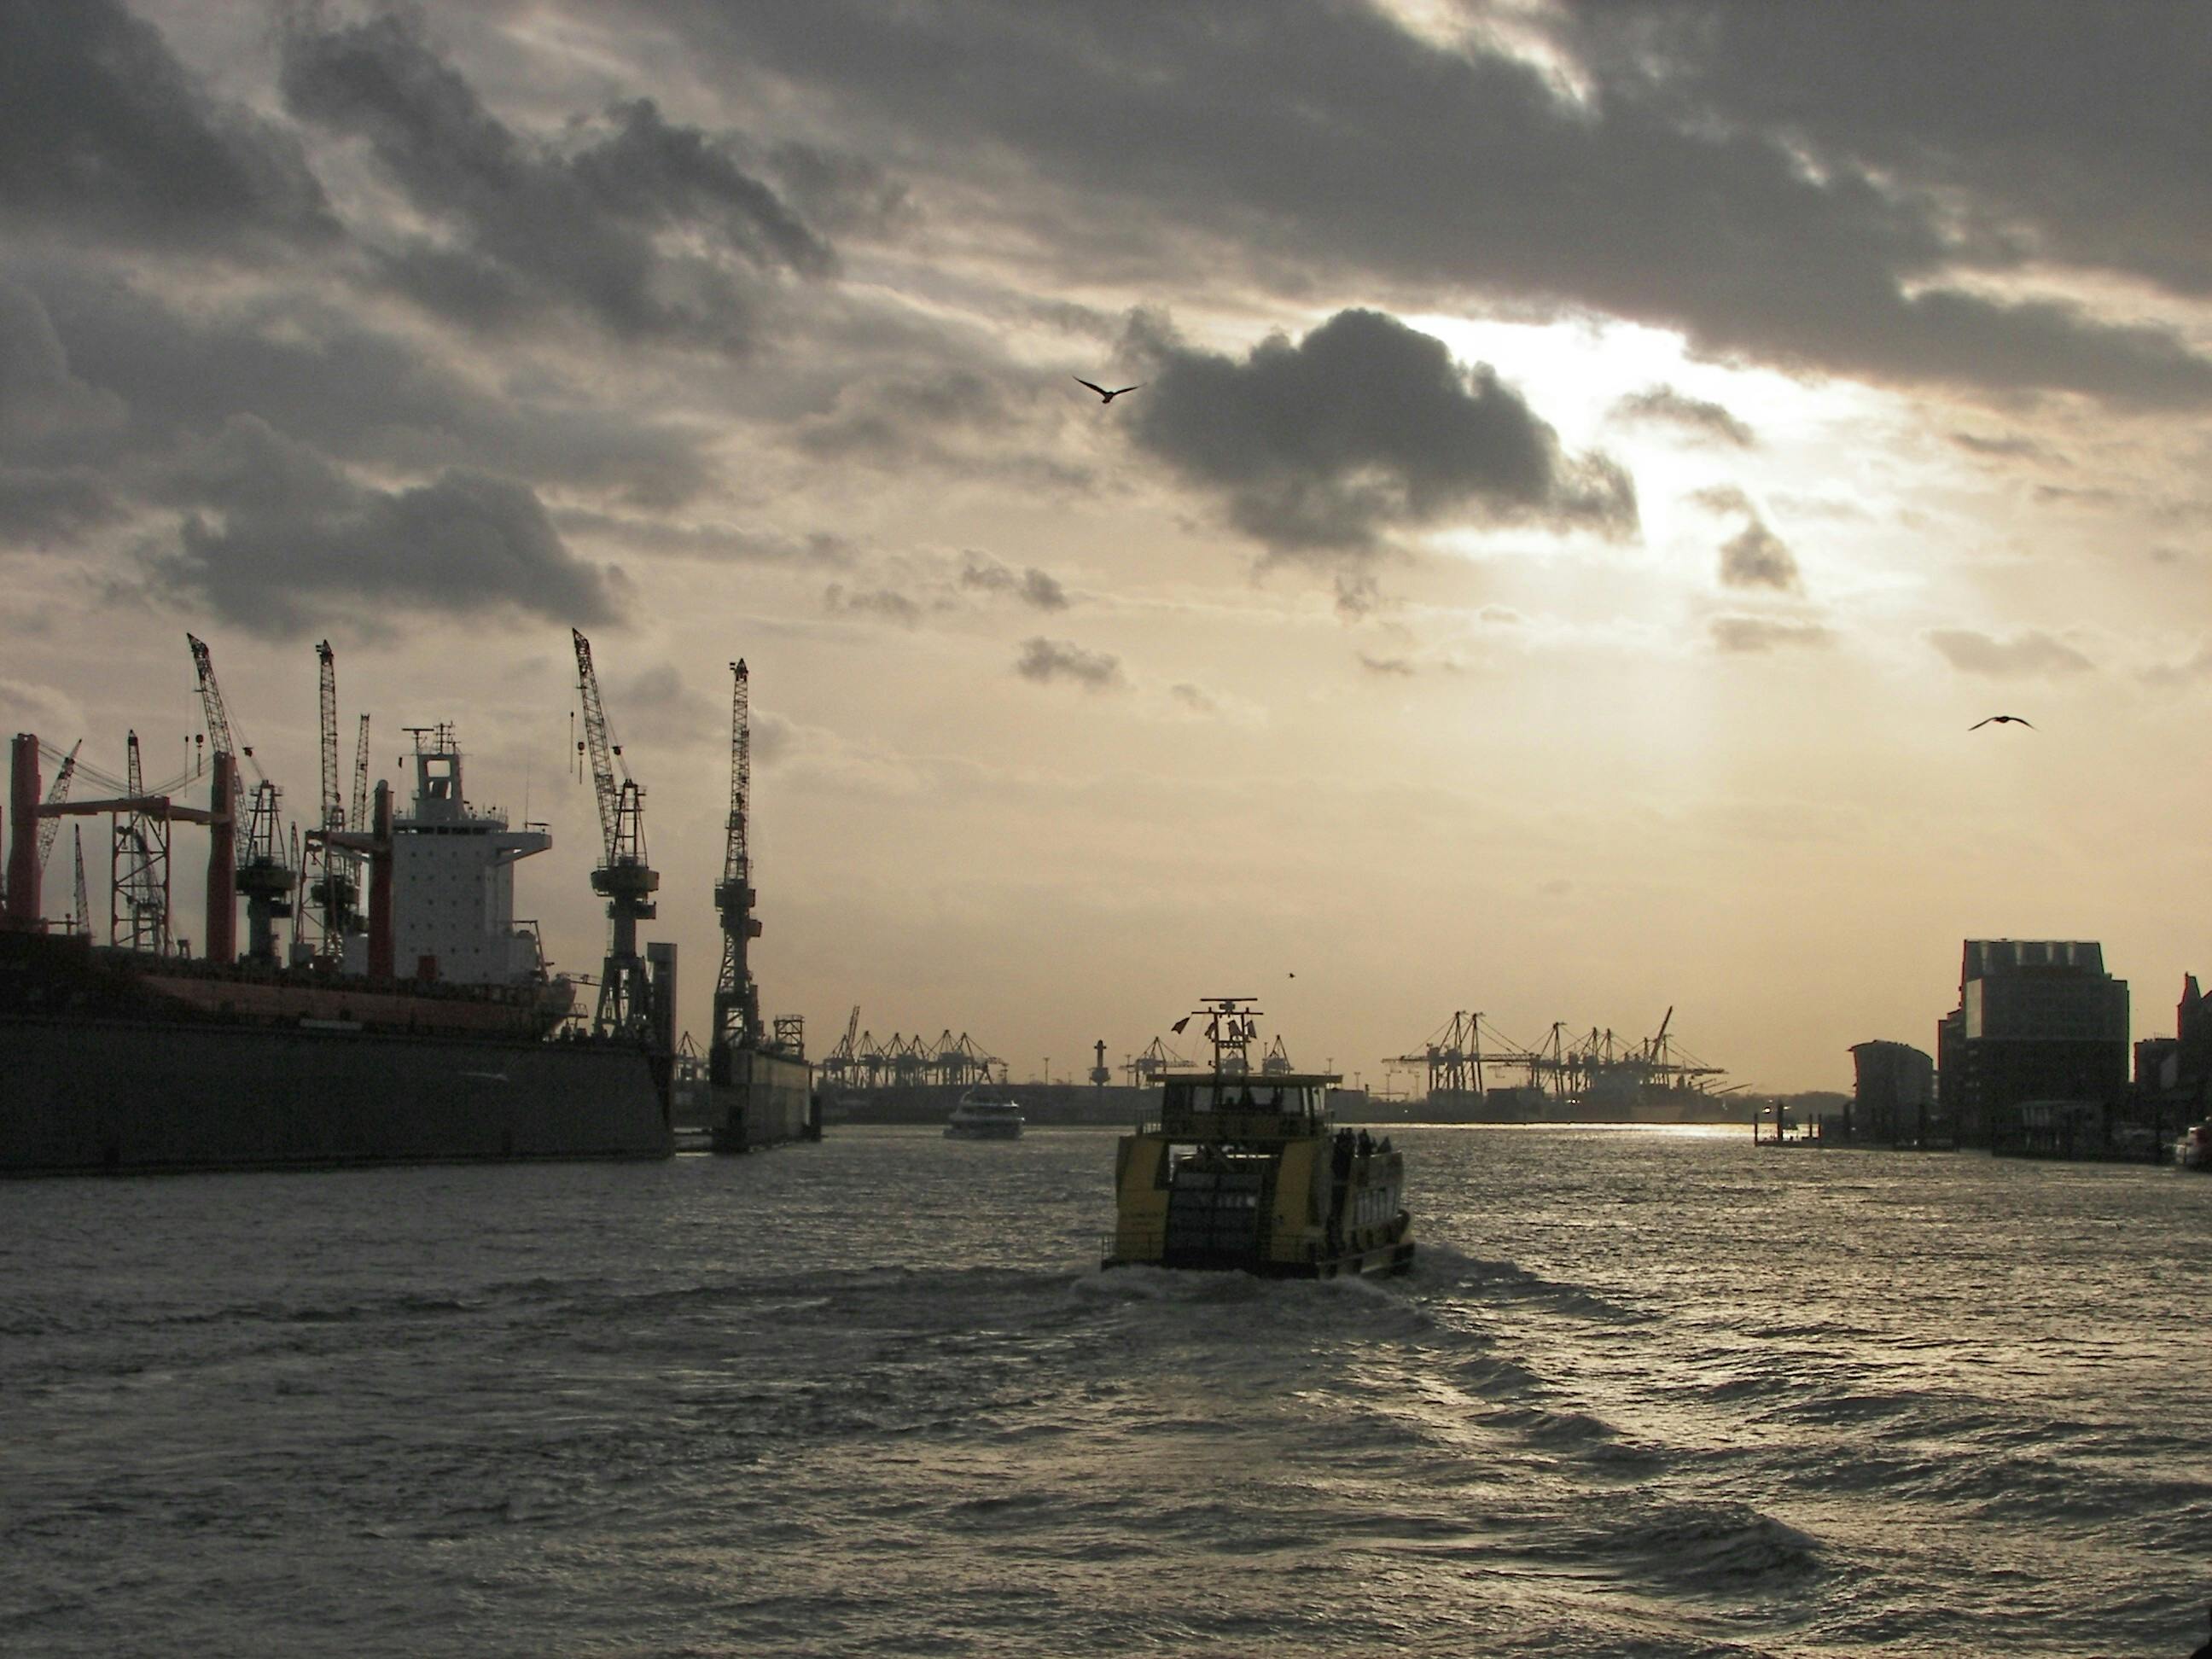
(1611, 386), (1755, 447)
(1949, 432), (2052, 461)
(1710, 615), (1832, 653)
(2033, 484), (2122, 509)
(1167, 682), (1216, 714)
(18, 269), (714, 506)
(1357, 653), (1416, 677)
(557, 511), (853, 567)
(795, 370), (1015, 464)
(1015, 636), (1121, 690)
(0, 0), (334, 252)
(1333, 573), (1382, 620)
(148, 415), (619, 635)
(632, 0), (2212, 405)
(0, 279), (126, 446)
(1125, 308), (1636, 561)
(1719, 520), (1801, 592)
(762, 141), (914, 239)
(0, 466), (125, 544)
(959, 551), (1068, 610)
(1693, 485), (1801, 591)
(1552, 2), (2212, 300)
(1927, 627), (2094, 678)
(609, 662), (719, 741)
(823, 583), (923, 626)
(279, 11), (831, 346)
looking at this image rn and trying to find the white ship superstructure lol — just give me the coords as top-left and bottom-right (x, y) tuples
(345, 725), (551, 987)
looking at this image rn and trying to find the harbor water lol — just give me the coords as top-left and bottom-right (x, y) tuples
(3, 1126), (2207, 1656)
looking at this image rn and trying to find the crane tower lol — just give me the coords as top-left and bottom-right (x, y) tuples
(710, 659), (763, 1074)
(34, 739), (80, 888)
(303, 641), (363, 959)
(187, 632), (291, 965)
(114, 730), (171, 954)
(571, 628), (658, 1040)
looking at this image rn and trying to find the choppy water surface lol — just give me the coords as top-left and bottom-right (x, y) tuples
(3, 1126), (2207, 1656)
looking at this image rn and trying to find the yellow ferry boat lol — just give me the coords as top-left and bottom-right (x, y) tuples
(1103, 997), (1414, 1278)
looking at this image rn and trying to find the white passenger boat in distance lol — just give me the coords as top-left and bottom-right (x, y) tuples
(945, 1087), (1025, 1139)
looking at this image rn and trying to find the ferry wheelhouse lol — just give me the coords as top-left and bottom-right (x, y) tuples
(1103, 998), (1413, 1278)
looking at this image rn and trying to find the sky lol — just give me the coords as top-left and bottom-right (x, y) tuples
(3, 0), (2207, 1094)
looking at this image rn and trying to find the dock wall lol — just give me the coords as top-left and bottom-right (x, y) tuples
(1, 1016), (673, 1175)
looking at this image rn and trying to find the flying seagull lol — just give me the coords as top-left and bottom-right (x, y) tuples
(1075, 377), (1143, 403)
(1970, 714), (2034, 730)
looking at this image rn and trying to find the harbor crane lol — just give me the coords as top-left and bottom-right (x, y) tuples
(69, 825), (88, 938)
(710, 659), (762, 1077)
(349, 713), (371, 841)
(34, 739), (80, 888)
(301, 642), (363, 960)
(187, 632), (290, 965)
(571, 627), (658, 1040)
(1384, 1010), (1516, 1097)
(114, 731), (169, 953)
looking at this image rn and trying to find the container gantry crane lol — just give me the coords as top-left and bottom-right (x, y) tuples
(571, 627), (658, 1040)
(187, 632), (292, 965)
(710, 659), (762, 1077)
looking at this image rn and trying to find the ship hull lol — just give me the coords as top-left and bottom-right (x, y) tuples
(0, 1014), (672, 1176)
(706, 1046), (818, 1154)
(1104, 1239), (1413, 1279)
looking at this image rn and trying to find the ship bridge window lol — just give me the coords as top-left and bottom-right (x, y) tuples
(1179, 1082), (1318, 1117)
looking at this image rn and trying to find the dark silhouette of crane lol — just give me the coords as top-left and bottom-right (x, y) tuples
(69, 825), (88, 940)
(34, 739), (79, 885)
(711, 659), (763, 1078)
(187, 632), (291, 965)
(572, 628), (658, 1040)
(303, 641), (363, 960)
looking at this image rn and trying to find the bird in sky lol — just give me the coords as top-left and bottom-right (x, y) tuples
(1970, 714), (2034, 730)
(1074, 377), (1143, 403)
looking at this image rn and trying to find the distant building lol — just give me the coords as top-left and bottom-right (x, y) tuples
(1848, 1040), (1937, 1144)
(1936, 940), (2128, 1146)
(2138, 974), (2212, 1115)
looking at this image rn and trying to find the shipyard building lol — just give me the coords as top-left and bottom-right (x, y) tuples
(1847, 1040), (1938, 1145)
(1936, 939), (2128, 1147)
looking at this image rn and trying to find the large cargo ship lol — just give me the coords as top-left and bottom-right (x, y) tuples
(3, 670), (814, 1174)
